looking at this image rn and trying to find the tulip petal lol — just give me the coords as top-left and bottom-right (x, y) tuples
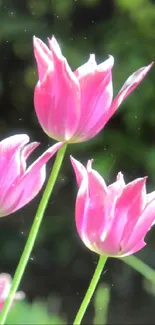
(41, 36), (80, 141)
(70, 156), (87, 187)
(0, 134), (29, 193)
(95, 174), (126, 255)
(101, 178), (146, 254)
(22, 142), (39, 161)
(34, 62), (80, 142)
(121, 240), (146, 257)
(75, 174), (90, 245)
(84, 167), (108, 246)
(107, 63), (153, 121)
(84, 63), (153, 143)
(71, 156), (91, 245)
(33, 36), (53, 82)
(120, 177), (147, 242)
(1, 142), (63, 215)
(20, 142), (40, 173)
(74, 56), (114, 141)
(108, 172), (125, 196)
(146, 190), (155, 205)
(122, 199), (155, 253)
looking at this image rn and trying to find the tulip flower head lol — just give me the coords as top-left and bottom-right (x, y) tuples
(71, 156), (155, 257)
(0, 134), (62, 217)
(0, 273), (25, 311)
(33, 35), (153, 143)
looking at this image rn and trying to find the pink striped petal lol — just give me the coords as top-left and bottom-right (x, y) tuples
(75, 174), (90, 244)
(34, 38), (80, 142)
(0, 135), (29, 196)
(108, 172), (125, 197)
(33, 36), (53, 82)
(1, 142), (63, 216)
(120, 240), (146, 257)
(99, 178), (146, 255)
(74, 56), (114, 141)
(96, 173), (127, 255)
(122, 198), (155, 253)
(70, 156), (87, 187)
(107, 63), (153, 121)
(20, 142), (39, 173)
(84, 167), (108, 244)
(119, 178), (147, 243)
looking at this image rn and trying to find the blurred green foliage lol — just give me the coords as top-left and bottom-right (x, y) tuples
(94, 284), (110, 325)
(1, 0), (155, 323)
(6, 299), (66, 324)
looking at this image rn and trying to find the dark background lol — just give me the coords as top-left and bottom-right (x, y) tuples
(1, 0), (155, 323)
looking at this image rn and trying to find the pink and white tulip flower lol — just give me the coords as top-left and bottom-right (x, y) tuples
(33, 35), (153, 143)
(0, 273), (25, 311)
(0, 134), (62, 217)
(71, 156), (155, 257)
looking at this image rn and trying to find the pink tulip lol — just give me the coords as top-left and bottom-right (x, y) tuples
(0, 273), (25, 311)
(33, 35), (153, 143)
(70, 156), (155, 257)
(0, 134), (62, 217)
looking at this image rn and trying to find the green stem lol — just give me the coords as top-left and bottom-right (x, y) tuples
(73, 255), (108, 325)
(122, 255), (155, 284)
(0, 144), (67, 325)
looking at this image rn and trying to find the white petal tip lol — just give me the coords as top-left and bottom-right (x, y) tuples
(117, 172), (124, 181)
(87, 159), (93, 171)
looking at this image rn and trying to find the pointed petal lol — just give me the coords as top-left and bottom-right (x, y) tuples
(74, 56), (114, 141)
(20, 142), (40, 173)
(33, 36), (53, 81)
(75, 172), (90, 244)
(100, 177), (147, 255)
(1, 142), (63, 215)
(48, 36), (63, 60)
(101, 172), (126, 252)
(85, 63), (153, 142)
(117, 171), (126, 183)
(118, 178), (147, 243)
(108, 62), (153, 119)
(70, 156), (87, 187)
(71, 157), (96, 247)
(0, 135), (29, 196)
(74, 54), (97, 79)
(108, 172), (125, 195)
(95, 174), (126, 255)
(34, 37), (80, 142)
(120, 240), (146, 257)
(83, 167), (108, 245)
(75, 55), (114, 81)
(72, 158), (109, 252)
(122, 198), (155, 253)
(22, 142), (39, 161)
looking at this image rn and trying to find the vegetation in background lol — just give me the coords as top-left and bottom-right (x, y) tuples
(0, 0), (155, 323)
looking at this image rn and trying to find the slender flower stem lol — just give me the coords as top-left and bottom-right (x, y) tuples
(122, 255), (155, 284)
(73, 255), (108, 325)
(0, 144), (67, 325)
